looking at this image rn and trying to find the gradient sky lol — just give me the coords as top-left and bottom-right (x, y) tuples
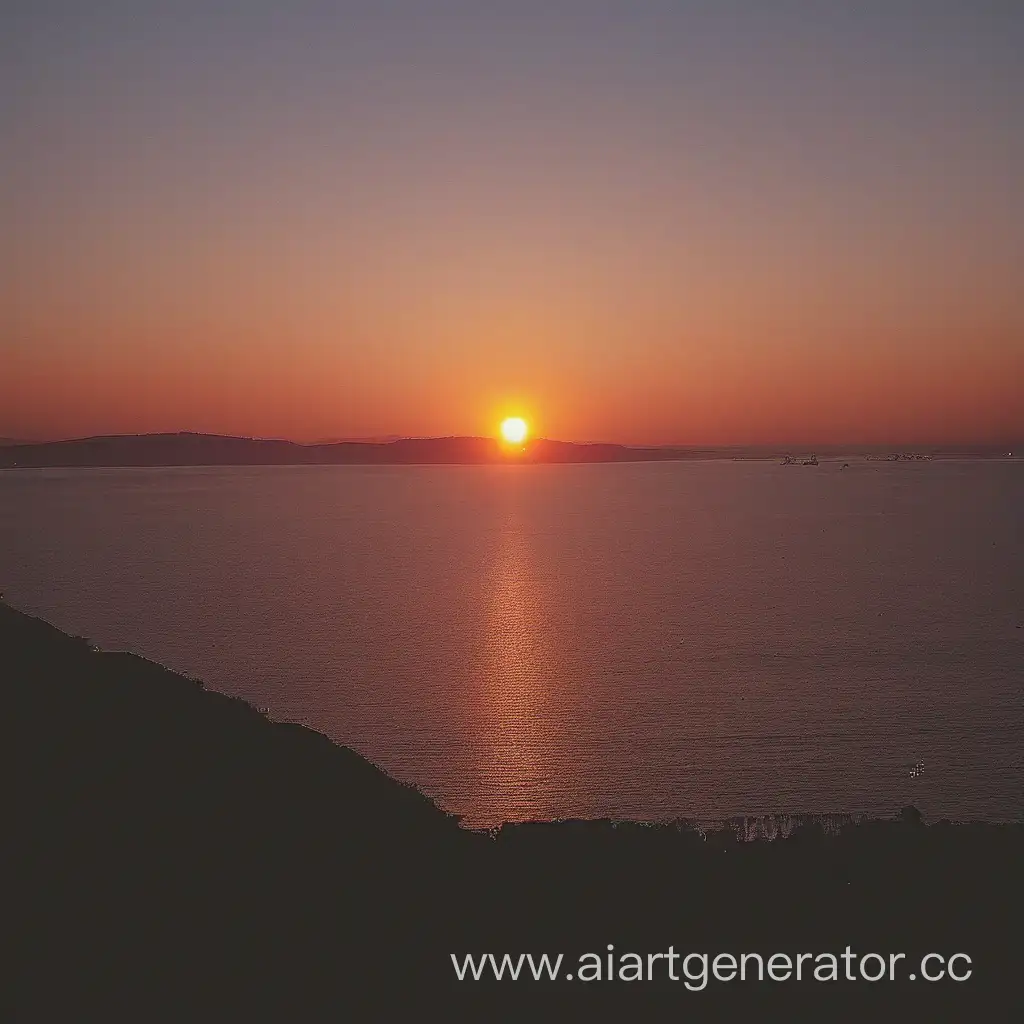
(4, 1), (1022, 444)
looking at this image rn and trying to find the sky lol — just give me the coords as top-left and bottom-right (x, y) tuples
(3, 1), (1022, 445)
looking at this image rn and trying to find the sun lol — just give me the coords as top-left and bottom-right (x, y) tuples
(500, 417), (529, 445)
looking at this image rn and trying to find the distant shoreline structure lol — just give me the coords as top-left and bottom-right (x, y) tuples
(0, 432), (1017, 469)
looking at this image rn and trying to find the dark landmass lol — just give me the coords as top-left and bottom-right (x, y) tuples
(0, 432), (702, 468)
(9, 601), (1021, 1020)
(2, 431), (1016, 468)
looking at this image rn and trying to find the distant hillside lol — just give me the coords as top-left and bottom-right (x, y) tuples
(0, 432), (721, 468)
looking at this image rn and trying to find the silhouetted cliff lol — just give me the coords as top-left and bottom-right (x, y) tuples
(8, 601), (1020, 1020)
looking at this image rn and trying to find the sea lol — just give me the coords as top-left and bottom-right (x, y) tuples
(2, 458), (1021, 829)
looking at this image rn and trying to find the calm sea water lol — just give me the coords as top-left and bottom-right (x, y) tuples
(2, 460), (1022, 827)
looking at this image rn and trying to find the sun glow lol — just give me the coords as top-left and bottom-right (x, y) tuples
(499, 417), (529, 445)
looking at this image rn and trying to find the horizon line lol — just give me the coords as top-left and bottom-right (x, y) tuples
(2, 430), (1019, 451)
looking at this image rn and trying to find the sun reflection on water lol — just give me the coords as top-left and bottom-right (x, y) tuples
(469, 518), (569, 824)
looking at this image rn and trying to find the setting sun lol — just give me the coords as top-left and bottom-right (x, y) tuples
(500, 417), (529, 445)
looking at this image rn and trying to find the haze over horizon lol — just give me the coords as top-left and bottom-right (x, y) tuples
(4, 1), (1022, 446)
(3, 429), (1020, 451)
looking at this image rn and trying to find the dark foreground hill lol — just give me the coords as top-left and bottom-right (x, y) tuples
(7, 601), (1021, 1021)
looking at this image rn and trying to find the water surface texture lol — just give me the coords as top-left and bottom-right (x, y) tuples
(2, 461), (1021, 827)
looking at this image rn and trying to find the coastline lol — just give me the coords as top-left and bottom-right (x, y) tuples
(9, 598), (1021, 1018)
(2, 432), (1017, 469)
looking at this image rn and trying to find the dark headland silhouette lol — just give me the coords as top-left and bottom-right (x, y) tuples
(9, 599), (1020, 1020)
(0, 432), (699, 468)
(2, 431), (1014, 468)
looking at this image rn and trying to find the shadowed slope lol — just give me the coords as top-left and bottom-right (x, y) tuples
(8, 601), (1021, 1020)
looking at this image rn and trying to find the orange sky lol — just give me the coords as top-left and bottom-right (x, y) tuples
(3, 3), (1022, 445)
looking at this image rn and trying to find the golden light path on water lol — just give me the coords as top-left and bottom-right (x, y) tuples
(471, 511), (576, 825)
